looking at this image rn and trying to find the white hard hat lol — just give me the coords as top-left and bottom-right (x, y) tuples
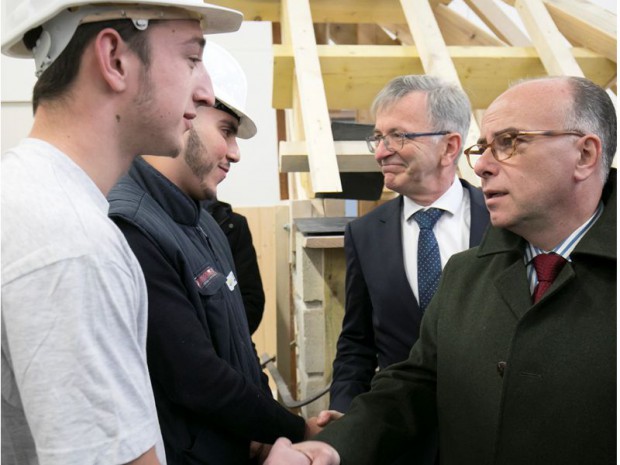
(204, 41), (256, 139)
(1, 0), (243, 76)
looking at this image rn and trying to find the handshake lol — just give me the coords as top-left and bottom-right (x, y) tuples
(252, 410), (343, 465)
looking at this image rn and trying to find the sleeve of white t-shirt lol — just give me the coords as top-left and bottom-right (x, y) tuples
(2, 251), (161, 465)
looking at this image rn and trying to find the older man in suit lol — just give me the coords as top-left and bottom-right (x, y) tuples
(329, 74), (489, 464)
(266, 75), (616, 465)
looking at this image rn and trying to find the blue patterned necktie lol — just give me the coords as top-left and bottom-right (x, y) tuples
(413, 208), (444, 312)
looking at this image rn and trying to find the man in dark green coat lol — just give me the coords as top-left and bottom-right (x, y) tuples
(264, 76), (617, 465)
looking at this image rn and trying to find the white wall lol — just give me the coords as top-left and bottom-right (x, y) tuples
(0, 21), (281, 207)
(206, 22), (281, 207)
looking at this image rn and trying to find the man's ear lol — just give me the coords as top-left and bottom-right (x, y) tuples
(92, 28), (133, 92)
(441, 132), (462, 166)
(574, 134), (602, 181)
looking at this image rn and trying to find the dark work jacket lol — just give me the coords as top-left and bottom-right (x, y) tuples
(330, 178), (490, 413)
(108, 158), (305, 465)
(203, 200), (265, 335)
(317, 170), (616, 465)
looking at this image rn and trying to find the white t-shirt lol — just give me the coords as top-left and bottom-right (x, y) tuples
(1, 139), (165, 465)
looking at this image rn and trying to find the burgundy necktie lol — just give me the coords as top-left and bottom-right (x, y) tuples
(532, 253), (567, 303)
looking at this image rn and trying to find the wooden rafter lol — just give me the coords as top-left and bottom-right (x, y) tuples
(399, 0), (480, 184)
(214, 0), (616, 192)
(434, 3), (507, 46)
(272, 45), (614, 110)
(213, 0), (408, 24)
(465, 0), (532, 45)
(282, 0), (342, 193)
(543, 0), (616, 63)
(516, 0), (584, 76)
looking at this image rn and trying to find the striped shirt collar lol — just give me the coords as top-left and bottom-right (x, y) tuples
(525, 202), (604, 290)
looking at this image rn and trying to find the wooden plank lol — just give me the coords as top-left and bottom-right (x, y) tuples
(274, 204), (297, 401)
(280, 140), (378, 173)
(302, 235), (345, 248)
(214, 0), (407, 23)
(272, 45), (615, 110)
(379, 24), (415, 45)
(357, 24), (401, 45)
(234, 206), (277, 391)
(400, 0), (459, 80)
(399, 0), (478, 185)
(283, 0), (342, 193)
(233, 206), (300, 393)
(434, 3), (506, 46)
(323, 248), (346, 384)
(327, 23), (358, 45)
(295, 216), (354, 236)
(516, 0), (584, 76)
(543, 0), (616, 63)
(208, 0), (279, 21)
(465, 0), (532, 45)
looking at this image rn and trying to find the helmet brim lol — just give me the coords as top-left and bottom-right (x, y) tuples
(2, 0), (242, 58)
(223, 100), (257, 139)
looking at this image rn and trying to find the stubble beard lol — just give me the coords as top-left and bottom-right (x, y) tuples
(133, 66), (180, 158)
(184, 128), (216, 199)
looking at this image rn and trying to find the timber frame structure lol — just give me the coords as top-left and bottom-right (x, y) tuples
(217, 0), (616, 415)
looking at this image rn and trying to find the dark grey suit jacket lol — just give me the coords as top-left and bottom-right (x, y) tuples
(330, 179), (490, 412)
(328, 179), (489, 465)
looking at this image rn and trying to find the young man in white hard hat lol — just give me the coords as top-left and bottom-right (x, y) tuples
(108, 42), (322, 465)
(1, 2), (242, 465)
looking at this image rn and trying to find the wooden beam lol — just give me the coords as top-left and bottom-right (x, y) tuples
(357, 24), (400, 45)
(464, 0), (531, 46)
(302, 235), (344, 248)
(327, 23), (358, 45)
(283, 0), (342, 193)
(323, 248), (346, 384)
(383, 8), (509, 47)
(399, 0), (479, 184)
(543, 0), (616, 63)
(214, 0), (408, 23)
(209, 0), (280, 21)
(280, 140), (378, 173)
(379, 24), (415, 45)
(273, 204), (296, 403)
(400, 0), (459, 80)
(272, 45), (615, 110)
(434, 3), (506, 46)
(516, 0), (584, 76)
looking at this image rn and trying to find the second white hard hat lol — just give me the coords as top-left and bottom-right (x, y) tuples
(1, 0), (243, 76)
(204, 41), (257, 139)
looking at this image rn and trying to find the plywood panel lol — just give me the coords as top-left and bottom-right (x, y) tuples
(323, 248), (347, 384)
(234, 206), (279, 390)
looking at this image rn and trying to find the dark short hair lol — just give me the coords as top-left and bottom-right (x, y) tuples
(26, 20), (152, 113)
(564, 76), (617, 182)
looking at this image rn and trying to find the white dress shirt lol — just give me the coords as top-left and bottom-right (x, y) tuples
(402, 176), (471, 302)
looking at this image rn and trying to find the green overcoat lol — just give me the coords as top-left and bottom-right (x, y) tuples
(317, 170), (616, 465)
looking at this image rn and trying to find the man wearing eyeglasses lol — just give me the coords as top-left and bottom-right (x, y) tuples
(329, 74), (490, 464)
(264, 75), (616, 465)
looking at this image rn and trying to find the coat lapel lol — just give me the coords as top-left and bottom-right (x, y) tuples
(461, 179), (490, 247)
(377, 197), (420, 308)
(493, 258), (534, 320)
